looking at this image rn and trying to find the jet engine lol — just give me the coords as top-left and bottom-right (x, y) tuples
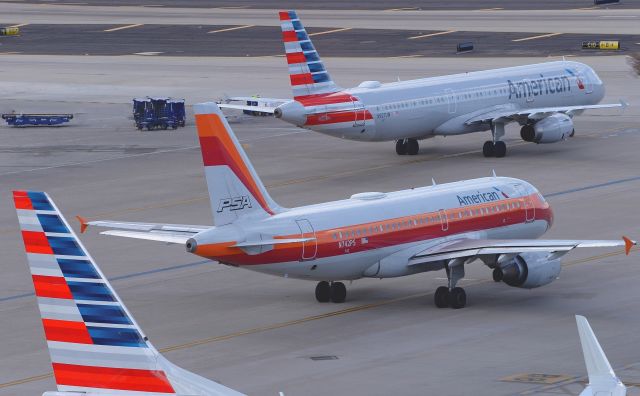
(520, 113), (573, 144)
(492, 252), (561, 289)
(273, 100), (307, 126)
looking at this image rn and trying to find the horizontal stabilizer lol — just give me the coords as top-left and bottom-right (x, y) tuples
(218, 103), (276, 114)
(100, 230), (191, 244)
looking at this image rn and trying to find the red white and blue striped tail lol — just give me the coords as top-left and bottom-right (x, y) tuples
(279, 10), (342, 100)
(14, 190), (245, 396)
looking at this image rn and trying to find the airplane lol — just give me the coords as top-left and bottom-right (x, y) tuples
(79, 102), (636, 309)
(13, 190), (245, 396)
(218, 10), (627, 158)
(575, 315), (627, 396)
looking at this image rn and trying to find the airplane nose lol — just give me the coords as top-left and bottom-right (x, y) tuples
(274, 100), (306, 126)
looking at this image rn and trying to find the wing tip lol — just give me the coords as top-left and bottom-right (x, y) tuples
(622, 236), (635, 255)
(76, 215), (88, 233)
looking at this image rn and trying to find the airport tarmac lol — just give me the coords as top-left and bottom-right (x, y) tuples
(2, 3), (640, 34)
(0, 54), (639, 395)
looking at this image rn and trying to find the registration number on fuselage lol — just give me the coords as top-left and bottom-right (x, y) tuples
(338, 239), (356, 250)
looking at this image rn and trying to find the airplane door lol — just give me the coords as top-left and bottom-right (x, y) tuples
(445, 89), (457, 114)
(513, 184), (535, 223)
(296, 219), (317, 260)
(353, 99), (366, 127)
(438, 209), (449, 232)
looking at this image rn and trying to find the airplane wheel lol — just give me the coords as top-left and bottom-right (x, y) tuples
(482, 141), (495, 157)
(494, 141), (507, 158)
(449, 287), (466, 309)
(407, 138), (419, 155)
(315, 281), (331, 303)
(330, 282), (347, 303)
(434, 286), (449, 308)
(395, 139), (408, 155)
(570, 129), (575, 137)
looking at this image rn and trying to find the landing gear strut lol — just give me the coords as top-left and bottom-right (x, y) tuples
(395, 138), (419, 156)
(315, 281), (347, 303)
(483, 122), (507, 158)
(433, 258), (467, 309)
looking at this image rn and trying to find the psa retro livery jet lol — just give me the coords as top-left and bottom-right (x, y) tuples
(80, 102), (635, 309)
(219, 11), (626, 158)
(14, 191), (245, 396)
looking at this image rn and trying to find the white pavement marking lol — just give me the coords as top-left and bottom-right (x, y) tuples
(133, 51), (163, 56)
(207, 25), (254, 34)
(408, 30), (456, 40)
(8, 23), (29, 28)
(307, 27), (352, 37)
(512, 32), (563, 42)
(103, 23), (143, 32)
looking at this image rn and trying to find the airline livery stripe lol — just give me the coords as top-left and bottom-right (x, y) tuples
(295, 93), (354, 105)
(286, 52), (306, 64)
(282, 30), (298, 42)
(52, 363), (175, 393)
(32, 275), (73, 299)
(13, 191), (33, 210)
(305, 110), (373, 126)
(22, 231), (54, 254)
(279, 11), (292, 21)
(290, 73), (315, 86)
(42, 319), (93, 344)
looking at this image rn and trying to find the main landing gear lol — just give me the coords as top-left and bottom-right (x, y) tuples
(315, 281), (347, 303)
(434, 258), (467, 309)
(395, 138), (419, 155)
(483, 121), (507, 158)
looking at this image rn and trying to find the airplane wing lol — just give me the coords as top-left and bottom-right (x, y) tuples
(465, 100), (627, 125)
(407, 236), (635, 266)
(78, 217), (210, 244)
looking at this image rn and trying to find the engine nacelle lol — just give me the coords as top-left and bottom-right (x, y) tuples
(493, 252), (561, 289)
(520, 114), (573, 144)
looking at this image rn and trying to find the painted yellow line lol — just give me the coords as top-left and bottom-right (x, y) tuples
(8, 23), (29, 28)
(2, 246), (635, 389)
(207, 24), (254, 34)
(385, 7), (419, 11)
(478, 7), (504, 11)
(408, 30), (456, 40)
(512, 32), (563, 42)
(574, 6), (600, 10)
(307, 27), (352, 37)
(103, 23), (143, 32)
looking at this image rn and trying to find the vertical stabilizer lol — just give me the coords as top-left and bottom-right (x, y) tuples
(14, 190), (245, 396)
(194, 102), (283, 226)
(576, 315), (626, 396)
(279, 10), (342, 99)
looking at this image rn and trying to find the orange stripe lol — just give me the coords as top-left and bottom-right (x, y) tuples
(52, 363), (175, 393)
(42, 319), (93, 344)
(32, 275), (73, 299)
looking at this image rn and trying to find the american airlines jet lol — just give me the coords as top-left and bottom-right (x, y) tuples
(219, 10), (626, 158)
(13, 191), (245, 396)
(80, 102), (635, 309)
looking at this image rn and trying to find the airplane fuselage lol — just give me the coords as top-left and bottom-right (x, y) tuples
(277, 61), (604, 142)
(189, 176), (553, 281)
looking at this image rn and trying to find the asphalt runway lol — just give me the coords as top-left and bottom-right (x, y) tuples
(1, 3), (640, 34)
(0, 54), (639, 395)
(2, 0), (638, 10)
(1, 24), (638, 57)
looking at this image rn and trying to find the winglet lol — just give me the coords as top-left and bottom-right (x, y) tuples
(76, 215), (88, 233)
(623, 236), (635, 255)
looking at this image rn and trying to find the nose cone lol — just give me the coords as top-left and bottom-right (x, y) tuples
(274, 100), (306, 126)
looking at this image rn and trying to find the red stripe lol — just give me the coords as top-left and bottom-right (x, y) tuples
(42, 319), (93, 344)
(32, 275), (73, 299)
(52, 363), (175, 393)
(279, 11), (291, 21)
(286, 52), (306, 64)
(22, 231), (53, 254)
(295, 92), (354, 106)
(290, 73), (314, 86)
(282, 30), (298, 42)
(13, 190), (33, 210)
(305, 110), (374, 126)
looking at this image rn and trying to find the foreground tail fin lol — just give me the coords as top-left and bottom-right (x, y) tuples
(194, 102), (282, 226)
(14, 190), (245, 396)
(576, 315), (626, 396)
(279, 10), (342, 99)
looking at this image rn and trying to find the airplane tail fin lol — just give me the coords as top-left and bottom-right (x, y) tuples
(14, 190), (245, 396)
(194, 102), (283, 226)
(576, 315), (626, 396)
(279, 10), (342, 99)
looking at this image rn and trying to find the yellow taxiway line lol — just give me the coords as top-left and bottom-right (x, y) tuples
(307, 27), (352, 37)
(408, 30), (457, 40)
(207, 24), (254, 34)
(103, 23), (144, 32)
(512, 32), (563, 42)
